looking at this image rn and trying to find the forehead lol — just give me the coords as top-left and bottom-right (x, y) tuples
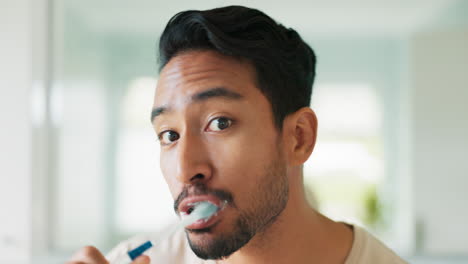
(154, 50), (259, 106)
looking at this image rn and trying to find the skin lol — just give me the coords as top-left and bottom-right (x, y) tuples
(155, 50), (289, 259)
(68, 50), (353, 263)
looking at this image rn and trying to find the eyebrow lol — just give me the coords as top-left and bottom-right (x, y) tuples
(151, 87), (243, 122)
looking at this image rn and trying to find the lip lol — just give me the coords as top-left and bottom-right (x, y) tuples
(178, 195), (224, 215)
(178, 195), (226, 230)
(185, 206), (225, 230)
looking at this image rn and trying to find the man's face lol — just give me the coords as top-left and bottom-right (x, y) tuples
(152, 50), (289, 259)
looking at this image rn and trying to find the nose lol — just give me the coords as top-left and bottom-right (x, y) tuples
(175, 133), (213, 185)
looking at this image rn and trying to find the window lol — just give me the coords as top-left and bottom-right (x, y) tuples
(115, 77), (176, 236)
(304, 83), (385, 232)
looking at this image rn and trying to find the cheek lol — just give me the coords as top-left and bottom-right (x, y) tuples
(209, 128), (278, 182)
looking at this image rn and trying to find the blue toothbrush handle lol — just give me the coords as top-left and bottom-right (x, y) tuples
(128, 240), (153, 260)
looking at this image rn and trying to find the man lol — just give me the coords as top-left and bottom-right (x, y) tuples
(68, 5), (407, 264)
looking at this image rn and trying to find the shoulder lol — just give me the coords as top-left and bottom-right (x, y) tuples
(106, 229), (215, 264)
(345, 225), (408, 264)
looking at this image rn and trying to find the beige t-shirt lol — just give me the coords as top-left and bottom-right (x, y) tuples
(106, 225), (407, 264)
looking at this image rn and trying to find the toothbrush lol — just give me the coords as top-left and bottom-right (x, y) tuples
(112, 201), (219, 264)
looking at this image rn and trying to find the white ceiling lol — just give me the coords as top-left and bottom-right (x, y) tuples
(66, 0), (461, 36)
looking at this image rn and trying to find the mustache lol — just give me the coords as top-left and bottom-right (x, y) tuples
(173, 183), (234, 214)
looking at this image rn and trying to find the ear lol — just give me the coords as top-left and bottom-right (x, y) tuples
(282, 107), (318, 166)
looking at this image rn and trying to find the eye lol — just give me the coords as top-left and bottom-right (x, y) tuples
(158, 130), (180, 145)
(207, 117), (233, 132)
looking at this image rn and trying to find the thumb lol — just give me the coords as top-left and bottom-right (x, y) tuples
(132, 255), (150, 264)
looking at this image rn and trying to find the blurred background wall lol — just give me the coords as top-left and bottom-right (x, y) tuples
(1, 0), (467, 263)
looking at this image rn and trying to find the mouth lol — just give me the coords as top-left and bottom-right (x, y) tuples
(179, 195), (227, 230)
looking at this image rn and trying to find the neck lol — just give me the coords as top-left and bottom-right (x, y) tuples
(218, 172), (353, 264)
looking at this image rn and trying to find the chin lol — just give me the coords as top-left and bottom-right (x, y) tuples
(185, 219), (255, 260)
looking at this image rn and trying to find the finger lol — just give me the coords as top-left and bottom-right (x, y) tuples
(68, 246), (109, 264)
(132, 255), (150, 264)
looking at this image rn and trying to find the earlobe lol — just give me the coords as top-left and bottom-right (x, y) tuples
(284, 107), (318, 166)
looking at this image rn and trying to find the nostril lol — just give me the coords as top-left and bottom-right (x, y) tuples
(191, 173), (205, 182)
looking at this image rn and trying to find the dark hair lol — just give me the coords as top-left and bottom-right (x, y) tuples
(158, 5), (316, 129)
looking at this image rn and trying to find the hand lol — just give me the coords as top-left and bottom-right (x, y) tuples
(67, 246), (150, 264)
